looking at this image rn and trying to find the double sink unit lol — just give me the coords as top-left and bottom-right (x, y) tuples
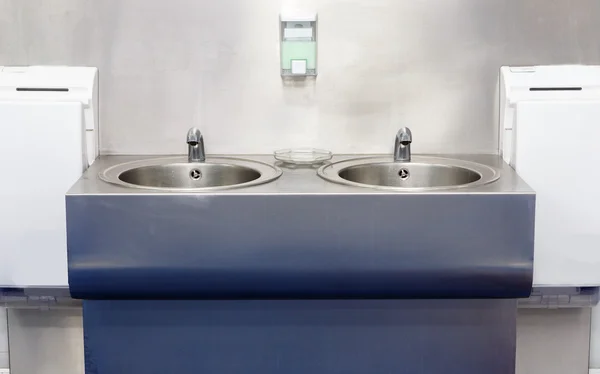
(66, 127), (534, 300)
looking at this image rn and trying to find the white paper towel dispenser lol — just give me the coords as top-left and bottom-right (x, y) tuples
(500, 65), (600, 288)
(0, 66), (98, 289)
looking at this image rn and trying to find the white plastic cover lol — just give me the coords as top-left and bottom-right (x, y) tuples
(0, 66), (98, 288)
(501, 65), (600, 287)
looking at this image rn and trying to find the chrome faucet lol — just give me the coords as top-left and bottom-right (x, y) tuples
(186, 127), (206, 163)
(394, 127), (412, 162)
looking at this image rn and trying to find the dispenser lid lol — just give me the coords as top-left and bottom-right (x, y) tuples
(501, 65), (600, 103)
(0, 66), (97, 102)
(0, 66), (98, 131)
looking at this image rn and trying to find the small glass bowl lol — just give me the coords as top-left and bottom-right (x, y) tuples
(274, 148), (333, 165)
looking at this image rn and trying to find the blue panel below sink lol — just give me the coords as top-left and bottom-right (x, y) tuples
(67, 194), (534, 299)
(83, 299), (517, 374)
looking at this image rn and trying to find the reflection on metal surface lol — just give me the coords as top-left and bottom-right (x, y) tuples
(99, 157), (282, 191)
(318, 156), (500, 191)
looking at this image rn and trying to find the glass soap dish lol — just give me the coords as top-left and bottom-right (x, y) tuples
(274, 148), (332, 166)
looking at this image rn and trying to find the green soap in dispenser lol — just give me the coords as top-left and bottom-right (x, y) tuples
(281, 41), (317, 70)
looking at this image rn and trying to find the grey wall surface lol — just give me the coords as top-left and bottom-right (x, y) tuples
(7, 308), (84, 374)
(517, 308), (591, 374)
(0, 308), (6, 368)
(1, 0), (599, 155)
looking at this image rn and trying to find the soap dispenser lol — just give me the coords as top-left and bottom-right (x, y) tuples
(280, 13), (318, 77)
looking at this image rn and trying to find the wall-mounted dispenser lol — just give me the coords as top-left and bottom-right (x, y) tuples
(280, 13), (317, 77)
(500, 65), (600, 290)
(0, 66), (98, 289)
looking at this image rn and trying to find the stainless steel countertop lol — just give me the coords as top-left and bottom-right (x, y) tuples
(68, 154), (533, 195)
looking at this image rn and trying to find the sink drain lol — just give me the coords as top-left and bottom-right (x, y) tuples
(189, 168), (202, 180)
(398, 168), (410, 180)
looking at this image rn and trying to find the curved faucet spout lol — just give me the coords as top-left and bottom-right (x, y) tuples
(187, 127), (206, 162)
(394, 127), (412, 162)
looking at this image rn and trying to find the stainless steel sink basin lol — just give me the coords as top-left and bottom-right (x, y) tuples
(318, 156), (500, 191)
(99, 157), (282, 191)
